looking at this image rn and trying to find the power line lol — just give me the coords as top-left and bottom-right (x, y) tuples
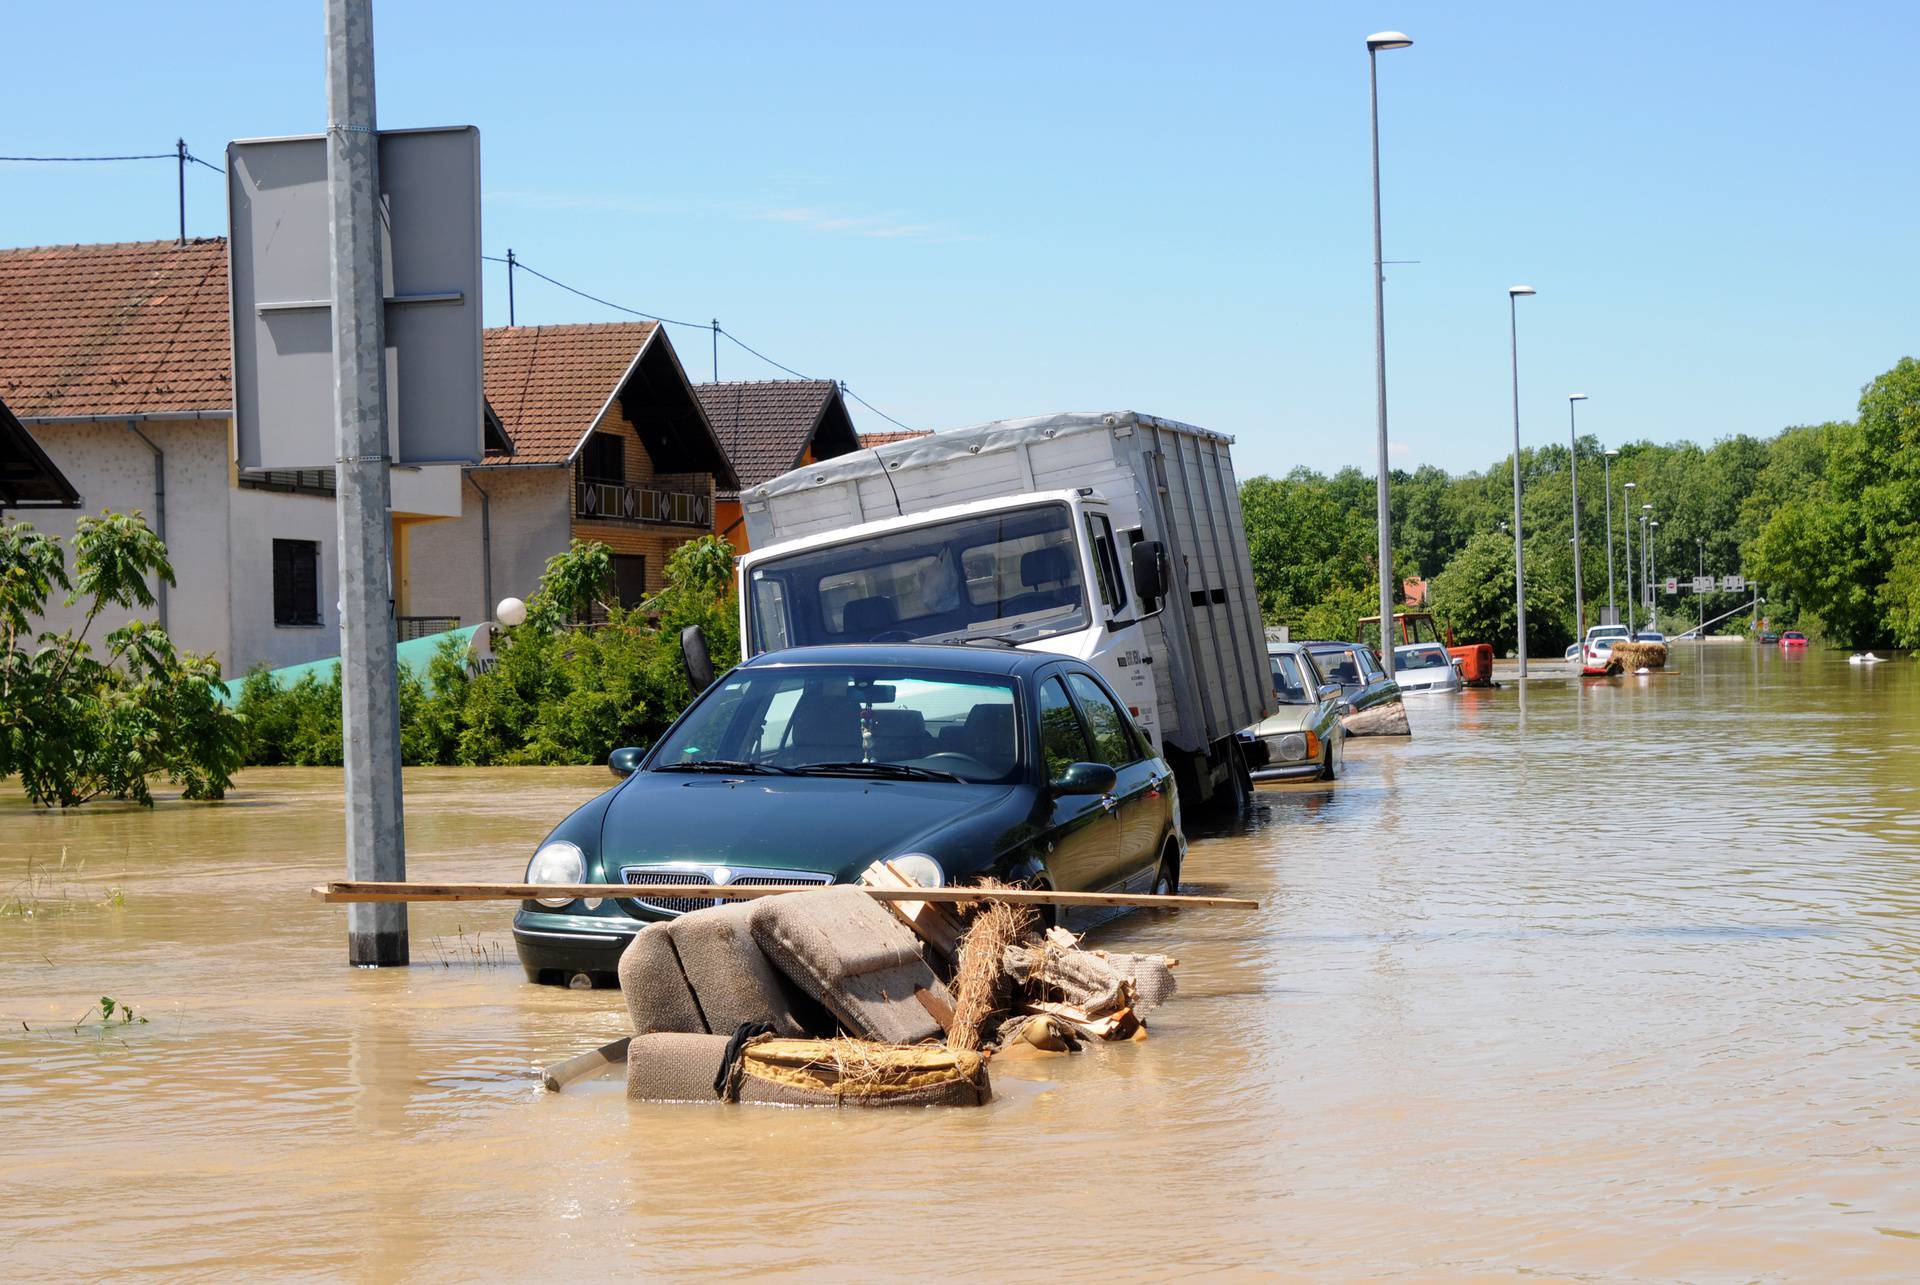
(491, 251), (917, 431)
(0, 152), (176, 162)
(184, 152), (225, 175)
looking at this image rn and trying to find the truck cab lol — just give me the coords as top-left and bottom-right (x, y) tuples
(739, 489), (1170, 753)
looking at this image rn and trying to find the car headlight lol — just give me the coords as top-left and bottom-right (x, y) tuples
(1268, 732), (1307, 762)
(886, 853), (945, 888)
(525, 840), (586, 907)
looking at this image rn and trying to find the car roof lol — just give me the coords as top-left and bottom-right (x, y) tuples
(1266, 641), (1309, 657)
(742, 642), (1057, 677)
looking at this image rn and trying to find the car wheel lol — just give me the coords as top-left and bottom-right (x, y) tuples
(1152, 841), (1181, 899)
(1317, 742), (1336, 781)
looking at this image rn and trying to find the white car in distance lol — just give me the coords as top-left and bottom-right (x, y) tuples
(1391, 641), (1463, 694)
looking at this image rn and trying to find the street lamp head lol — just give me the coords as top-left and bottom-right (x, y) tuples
(1642, 503), (1653, 511)
(1624, 481), (1636, 490)
(1569, 393), (1589, 402)
(1605, 448), (1620, 458)
(1509, 285), (1537, 297)
(1366, 31), (1413, 50)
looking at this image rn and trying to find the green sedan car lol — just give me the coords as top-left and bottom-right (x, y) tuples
(1247, 643), (1345, 782)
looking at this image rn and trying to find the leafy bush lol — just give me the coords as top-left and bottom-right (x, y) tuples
(234, 534), (743, 768)
(1, 513), (244, 807)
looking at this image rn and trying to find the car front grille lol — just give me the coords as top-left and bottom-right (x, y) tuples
(618, 865), (834, 917)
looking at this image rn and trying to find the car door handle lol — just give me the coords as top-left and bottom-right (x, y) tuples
(1100, 794), (1118, 812)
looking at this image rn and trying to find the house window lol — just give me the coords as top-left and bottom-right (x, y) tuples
(273, 539), (322, 627)
(582, 433), (625, 482)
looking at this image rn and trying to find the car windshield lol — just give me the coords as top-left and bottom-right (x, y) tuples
(1396, 644), (1450, 670)
(1269, 652), (1318, 704)
(650, 665), (1022, 784)
(746, 502), (1089, 651)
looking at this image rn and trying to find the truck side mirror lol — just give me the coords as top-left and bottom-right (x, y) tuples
(679, 625), (715, 692)
(1130, 540), (1168, 610)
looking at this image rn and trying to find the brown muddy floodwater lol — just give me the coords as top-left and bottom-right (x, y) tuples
(4, 643), (1920, 1280)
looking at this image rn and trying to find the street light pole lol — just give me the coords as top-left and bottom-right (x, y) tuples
(1697, 536), (1706, 638)
(1568, 394), (1588, 645)
(1508, 285), (1536, 676)
(1623, 480), (1637, 636)
(1603, 448), (1619, 624)
(1366, 30), (1413, 678)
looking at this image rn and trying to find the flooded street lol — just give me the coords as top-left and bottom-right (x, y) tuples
(5, 643), (1919, 1279)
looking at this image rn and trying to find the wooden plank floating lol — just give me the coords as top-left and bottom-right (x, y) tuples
(311, 881), (1260, 911)
(543, 1037), (630, 1093)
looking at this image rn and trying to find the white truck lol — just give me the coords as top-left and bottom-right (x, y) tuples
(738, 410), (1275, 810)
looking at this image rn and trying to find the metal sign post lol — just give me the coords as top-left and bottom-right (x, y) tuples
(326, 0), (407, 966)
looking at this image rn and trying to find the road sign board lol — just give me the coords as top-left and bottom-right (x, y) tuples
(1691, 575), (1714, 593)
(228, 126), (483, 470)
(1722, 574), (1746, 592)
(1665, 578), (1679, 594)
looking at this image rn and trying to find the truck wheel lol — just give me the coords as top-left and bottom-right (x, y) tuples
(1218, 740), (1250, 813)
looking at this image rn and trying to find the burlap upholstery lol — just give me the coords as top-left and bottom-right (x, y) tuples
(666, 901), (810, 1037)
(626, 1032), (731, 1102)
(617, 923), (705, 1036)
(625, 1033), (990, 1107)
(748, 887), (949, 1045)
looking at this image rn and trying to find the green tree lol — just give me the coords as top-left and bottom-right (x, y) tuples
(1, 513), (243, 807)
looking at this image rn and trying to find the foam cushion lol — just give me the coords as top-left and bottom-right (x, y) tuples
(748, 887), (949, 1045)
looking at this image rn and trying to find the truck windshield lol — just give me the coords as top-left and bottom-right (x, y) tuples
(652, 666), (1022, 784)
(747, 503), (1089, 651)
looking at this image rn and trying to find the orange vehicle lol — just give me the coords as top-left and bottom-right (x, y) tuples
(1358, 612), (1495, 687)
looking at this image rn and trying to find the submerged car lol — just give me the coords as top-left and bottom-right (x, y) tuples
(1390, 641), (1462, 694)
(1302, 640), (1407, 734)
(512, 644), (1182, 986)
(1248, 643), (1344, 781)
(1566, 623), (1631, 661)
(1780, 630), (1808, 649)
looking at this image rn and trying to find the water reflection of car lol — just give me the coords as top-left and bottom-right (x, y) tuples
(511, 644), (1182, 986)
(1247, 643), (1344, 781)
(1390, 641), (1462, 694)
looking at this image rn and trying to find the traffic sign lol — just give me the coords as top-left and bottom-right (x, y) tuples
(228, 126), (483, 470)
(1691, 575), (1714, 593)
(1721, 575), (1746, 592)
(1665, 578), (1679, 594)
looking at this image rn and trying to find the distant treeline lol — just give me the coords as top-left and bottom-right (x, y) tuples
(1240, 357), (1920, 653)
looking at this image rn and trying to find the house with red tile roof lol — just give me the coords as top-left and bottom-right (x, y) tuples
(1, 238), (736, 672)
(694, 379), (861, 554)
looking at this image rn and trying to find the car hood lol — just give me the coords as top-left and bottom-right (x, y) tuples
(1254, 704), (1321, 735)
(598, 772), (1018, 881)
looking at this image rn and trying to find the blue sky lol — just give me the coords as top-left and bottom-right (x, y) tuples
(6, 3), (1915, 479)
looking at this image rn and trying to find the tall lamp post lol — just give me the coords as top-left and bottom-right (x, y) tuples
(1568, 394), (1588, 644)
(1622, 480), (1637, 635)
(1697, 537), (1706, 638)
(1602, 448), (1620, 624)
(1641, 507), (1657, 630)
(1366, 30), (1413, 677)
(1648, 516), (1661, 629)
(1508, 285), (1537, 675)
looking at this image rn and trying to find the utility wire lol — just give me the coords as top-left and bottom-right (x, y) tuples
(493, 251), (917, 431)
(0, 152), (176, 162)
(184, 152), (225, 175)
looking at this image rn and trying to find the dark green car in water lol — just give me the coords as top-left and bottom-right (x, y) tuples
(512, 644), (1183, 986)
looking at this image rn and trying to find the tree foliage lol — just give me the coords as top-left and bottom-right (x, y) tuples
(1241, 355), (1920, 652)
(1, 513), (243, 807)
(235, 534), (743, 767)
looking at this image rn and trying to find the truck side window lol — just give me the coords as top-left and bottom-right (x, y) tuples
(1039, 677), (1094, 779)
(751, 575), (791, 651)
(1085, 514), (1128, 613)
(1066, 672), (1141, 766)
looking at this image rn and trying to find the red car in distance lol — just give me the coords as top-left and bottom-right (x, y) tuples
(1779, 631), (1809, 649)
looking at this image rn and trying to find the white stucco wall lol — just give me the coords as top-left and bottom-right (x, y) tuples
(225, 486), (343, 673)
(16, 418), (234, 666)
(404, 467), (572, 627)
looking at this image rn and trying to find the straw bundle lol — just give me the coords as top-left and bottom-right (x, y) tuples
(946, 896), (1036, 1052)
(1612, 640), (1668, 670)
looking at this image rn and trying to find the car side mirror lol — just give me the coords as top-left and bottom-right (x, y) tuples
(608, 746), (644, 778)
(1052, 761), (1117, 796)
(1319, 683), (1342, 701)
(679, 625), (715, 692)
(1129, 540), (1167, 611)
